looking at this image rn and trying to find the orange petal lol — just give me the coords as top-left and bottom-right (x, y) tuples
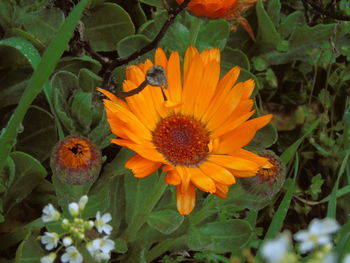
(176, 183), (196, 215)
(208, 154), (259, 172)
(215, 182), (229, 198)
(184, 46), (199, 80)
(232, 148), (272, 168)
(126, 154), (161, 178)
(216, 114), (273, 154)
(155, 48), (168, 69)
(199, 160), (236, 185)
(187, 167), (216, 193)
(241, 79), (255, 100)
(111, 139), (165, 163)
(167, 51), (182, 108)
(165, 169), (181, 185)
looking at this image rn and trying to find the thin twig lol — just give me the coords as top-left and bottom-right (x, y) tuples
(304, 0), (350, 21)
(101, 0), (192, 89)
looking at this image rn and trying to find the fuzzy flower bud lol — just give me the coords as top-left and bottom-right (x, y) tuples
(50, 136), (102, 185)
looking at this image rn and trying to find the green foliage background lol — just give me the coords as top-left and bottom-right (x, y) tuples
(0, 0), (349, 262)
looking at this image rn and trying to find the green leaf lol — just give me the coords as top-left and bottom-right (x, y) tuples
(187, 219), (253, 253)
(114, 238), (128, 253)
(255, 0), (283, 52)
(247, 123), (278, 150)
(0, 37), (41, 69)
(280, 119), (320, 164)
(83, 3), (135, 51)
(16, 106), (57, 162)
(221, 47), (250, 74)
(51, 71), (78, 132)
(139, 0), (163, 7)
(70, 90), (93, 131)
(15, 231), (45, 263)
(146, 209), (184, 234)
(0, 0), (91, 174)
(117, 34), (151, 57)
(78, 68), (102, 93)
(309, 173), (324, 200)
(56, 56), (102, 74)
(279, 11), (304, 39)
(196, 19), (230, 51)
(3, 152), (47, 213)
(17, 8), (65, 45)
(52, 176), (94, 213)
(266, 0), (281, 26)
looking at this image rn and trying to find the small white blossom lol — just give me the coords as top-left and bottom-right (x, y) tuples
(343, 254), (350, 263)
(88, 220), (94, 229)
(42, 204), (60, 222)
(87, 237), (115, 262)
(62, 236), (73, 247)
(68, 202), (79, 217)
(261, 232), (290, 263)
(294, 218), (340, 253)
(40, 252), (56, 263)
(41, 232), (59, 251)
(61, 246), (83, 263)
(78, 195), (88, 210)
(95, 211), (113, 235)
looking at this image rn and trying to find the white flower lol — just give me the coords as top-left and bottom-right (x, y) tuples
(78, 195), (88, 210)
(61, 246), (83, 263)
(343, 254), (350, 263)
(41, 232), (59, 251)
(87, 237), (115, 262)
(95, 211), (113, 235)
(42, 204), (60, 222)
(62, 236), (73, 247)
(294, 218), (340, 253)
(40, 252), (56, 263)
(68, 202), (79, 217)
(261, 232), (290, 263)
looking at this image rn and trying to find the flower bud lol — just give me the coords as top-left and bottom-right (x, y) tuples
(62, 236), (73, 247)
(78, 195), (88, 210)
(68, 202), (79, 217)
(240, 150), (285, 200)
(50, 136), (102, 185)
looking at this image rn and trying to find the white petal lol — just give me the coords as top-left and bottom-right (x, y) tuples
(343, 254), (350, 263)
(318, 235), (332, 245)
(294, 230), (309, 242)
(299, 241), (314, 253)
(321, 253), (337, 263)
(310, 218), (340, 235)
(102, 224), (113, 235)
(40, 253), (56, 263)
(78, 195), (88, 210)
(63, 237), (73, 247)
(101, 213), (112, 223)
(68, 203), (79, 216)
(261, 233), (290, 263)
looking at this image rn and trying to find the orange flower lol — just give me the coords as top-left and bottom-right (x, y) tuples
(176, 0), (238, 19)
(51, 136), (102, 185)
(99, 46), (272, 215)
(177, 0), (258, 40)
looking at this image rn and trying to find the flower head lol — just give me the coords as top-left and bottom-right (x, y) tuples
(95, 211), (113, 235)
(261, 232), (291, 263)
(62, 236), (73, 247)
(99, 46), (272, 215)
(41, 232), (59, 251)
(42, 203), (60, 223)
(87, 237), (115, 262)
(61, 246), (83, 263)
(68, 202), (80, 217)
(177, 0), (258, 40)
(240, 150), (285, 201)
(50, 135), (102, 185)
(294, 218), (340, 253)
(40, 252), (57, 263)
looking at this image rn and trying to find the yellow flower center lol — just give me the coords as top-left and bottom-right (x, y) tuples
(152, 114), (209, 166)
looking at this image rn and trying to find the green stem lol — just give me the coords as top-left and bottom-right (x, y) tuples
(121, 174), (167, 241)
(0, 0), (90, 173)
(189, 19), (203, 46)
(146, 237), (186, 262)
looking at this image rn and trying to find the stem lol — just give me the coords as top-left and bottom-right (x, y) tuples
(146, 237), (186, 262)
(121, 173), (167, 241)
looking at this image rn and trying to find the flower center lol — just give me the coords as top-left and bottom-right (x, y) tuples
(152, 114), (210, 166)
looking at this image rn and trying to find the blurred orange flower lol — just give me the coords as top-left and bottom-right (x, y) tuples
(99, 46), (272, 215)
(177, 0), (258, 40)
